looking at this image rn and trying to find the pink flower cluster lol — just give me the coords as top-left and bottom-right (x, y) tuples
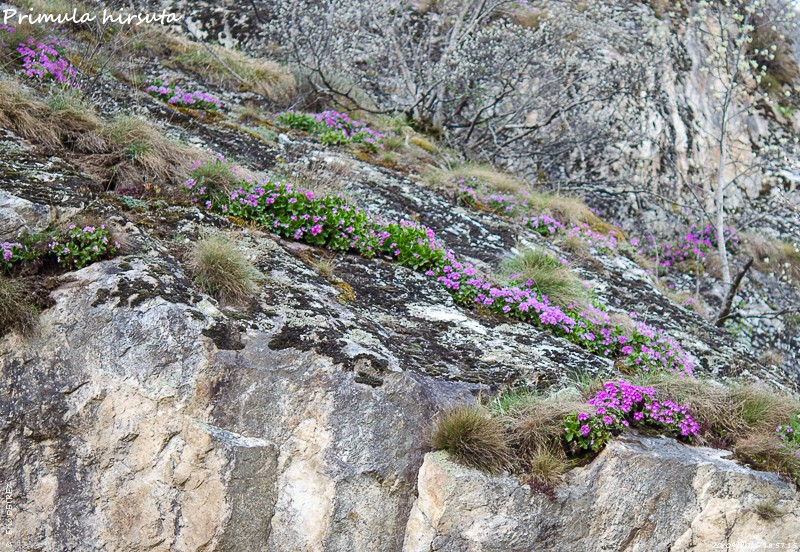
(455, 177), (528, 216)
(146, 76), (222, 111)
(776, 414), (800, 447)
(567, 224), (619, 253)
(1, 241), (20, 263)
(588, 381), (699, 437)
(638, 224), (740, 270)
(185, 155), (695, 377)
(16, 38), (77, 85)
(527, 214), (564, 237)
(277, 111), (392, 151)
(429, 258), (694, 375)
(313, 110), (390, 142)
(453, 176), (621, 252)
(565, 380), (699, 453)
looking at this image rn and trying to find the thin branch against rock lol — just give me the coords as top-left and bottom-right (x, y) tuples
(715, 257), (754, 327)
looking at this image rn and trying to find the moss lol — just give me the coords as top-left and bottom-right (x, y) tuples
(409, 135), (437, 153)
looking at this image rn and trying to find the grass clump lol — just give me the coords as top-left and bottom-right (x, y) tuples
(754, 500), (786, 521)
(743, 233), (800, 282)
(175, 43), (296, 102)
(102, 115), (193, 191)
(431, 405), (512, 474)
(500, 247), (588, 307)
(0, 276), (38, 336)
(47, 91), (106, 152)
(427, 162), (523, 194)
(0, 79), (61, 148)
(187, 234), (258, 304)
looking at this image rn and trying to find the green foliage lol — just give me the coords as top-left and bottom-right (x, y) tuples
(49, 224), (120, 269)
(277, 112), (321, 132)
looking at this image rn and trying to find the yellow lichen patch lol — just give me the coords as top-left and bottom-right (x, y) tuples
(335, 281), (356, 304)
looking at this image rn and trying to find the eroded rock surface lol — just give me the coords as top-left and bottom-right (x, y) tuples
(404, 438), (800, 552)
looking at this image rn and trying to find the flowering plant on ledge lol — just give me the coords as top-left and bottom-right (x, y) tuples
(146, 76), (222, 111)
(564, 381), (700, 452)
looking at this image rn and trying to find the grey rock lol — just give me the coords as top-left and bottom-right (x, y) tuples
(404, 437), (800, 552)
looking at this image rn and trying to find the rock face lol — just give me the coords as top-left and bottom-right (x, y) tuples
(1, 3), (799, 548)
(404, 438), (800, 552)
(2, 139), (798, 550)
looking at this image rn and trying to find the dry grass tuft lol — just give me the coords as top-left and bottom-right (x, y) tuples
(0, 276), (38, 337)
(754, 500), (786, 521)
(0, 80), (61, 147)
(513, 396), (589, 459)
(102, 115), (193, 191)
(311, 256), (338, 280)
(735, 432), (800, 484)
(282, 157), (352, 196)
(427, 162), (523, 194)
(47, 92), (106, 152)
(187, 234), (259, 304)
(431, 405), (513, 474)
(743, 233), (800, 282)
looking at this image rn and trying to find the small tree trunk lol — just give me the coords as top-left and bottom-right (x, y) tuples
(715, 132), (732, 285)
(715, 257), (753, 327)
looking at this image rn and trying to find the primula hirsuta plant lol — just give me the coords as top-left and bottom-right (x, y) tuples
(277, 110), (392, 152)
(638, 224), (740, 271)
(185, 155), (696, 376)
(777, 413), (800, 449)
(564, 381), (700, 452)
(1, 241), (27, 272)
(16, 37), (77, 85)
(454, 176), (621, 254)
(3, 226), (120, 273)
(146, 76), (222, 111)
(48, 225), (120, 269)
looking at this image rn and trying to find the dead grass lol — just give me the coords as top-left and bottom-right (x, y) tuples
(102, 115), (193, 191)
(0, 80), (194, 191)
(47, 91), (106, 152)
(754, 500), (786, 521)
(735, 432), (800, 484)
(311, 256), (338, 280)
(512, 394), (590, 459)
(424, 162), (623, 236)
(426, 162), (523, 194)
(281, 157), (352, 196)
(743, 233), (800, 282)
(187, 234), (259, 304)
(0, 80), (61, 148)
(0, 276), (38, 337)
(431, 405), (513, 474)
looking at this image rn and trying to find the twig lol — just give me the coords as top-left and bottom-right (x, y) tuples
(715, 257), (754, 327)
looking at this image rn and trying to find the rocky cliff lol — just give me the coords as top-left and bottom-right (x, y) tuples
(1, 0), (800, 550)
